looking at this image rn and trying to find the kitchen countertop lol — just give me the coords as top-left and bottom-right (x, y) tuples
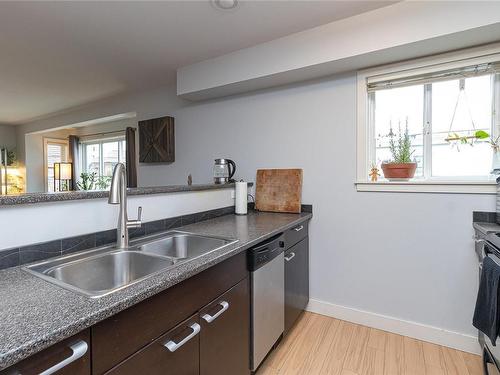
(0, 182), (253, 206)
(474, 221), (500, 235)
(0, 210), (311, 370)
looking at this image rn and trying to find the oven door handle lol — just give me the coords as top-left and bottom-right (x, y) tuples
(482, 346), (500, 375)
(476, 239), (494, 260)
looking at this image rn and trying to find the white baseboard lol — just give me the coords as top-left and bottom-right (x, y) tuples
(306, 298), (481, 355)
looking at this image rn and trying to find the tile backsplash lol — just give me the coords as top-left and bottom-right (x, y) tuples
(473, 211), (497, 223)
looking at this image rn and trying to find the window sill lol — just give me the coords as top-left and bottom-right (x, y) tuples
(355, 181), (496, 194)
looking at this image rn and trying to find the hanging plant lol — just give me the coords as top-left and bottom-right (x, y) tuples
(443, 78), (492, 150)
(445, 130), (490, 146)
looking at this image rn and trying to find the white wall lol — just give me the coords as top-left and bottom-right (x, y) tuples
(0, 125), (16, 149)
(24, 133), (45, 192)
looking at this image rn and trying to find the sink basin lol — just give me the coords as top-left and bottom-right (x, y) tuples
(24, 231), (237, 298)
(136, 231), (236, 260)
(26, 251), (175, 297)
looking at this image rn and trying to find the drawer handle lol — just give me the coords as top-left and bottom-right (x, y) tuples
(38, 340), (88, 375)
(202, 301), (229, 323)
(164, 323), (201, 353)
(285, 252), (296, 262)
(294, 225), (304, 232)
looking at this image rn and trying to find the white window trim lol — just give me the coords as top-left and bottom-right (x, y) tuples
(356, 43), (500, 194)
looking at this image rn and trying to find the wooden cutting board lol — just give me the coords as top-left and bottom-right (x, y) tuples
(255, 169), (303, 213)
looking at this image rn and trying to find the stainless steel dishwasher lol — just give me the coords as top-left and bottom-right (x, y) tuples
(248, 233), (285, 372)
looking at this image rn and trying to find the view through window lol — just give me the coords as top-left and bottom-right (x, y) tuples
(371, 72), (498, 180)
(81, 137), (126, 190)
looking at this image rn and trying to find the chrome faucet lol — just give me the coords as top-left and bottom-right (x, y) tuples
(108, 163), (142, 249)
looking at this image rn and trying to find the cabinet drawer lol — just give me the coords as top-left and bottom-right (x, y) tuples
(285, 220), (308, 249)
(1, 330), (90, 375)
(200, 278), (250, 375)
(106, 314), (200, 375)
(92, 251), (247, 374)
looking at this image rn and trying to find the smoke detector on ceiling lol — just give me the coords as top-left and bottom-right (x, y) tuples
(212, 0), (239, 11)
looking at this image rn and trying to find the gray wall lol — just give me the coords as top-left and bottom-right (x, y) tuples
(168, 75), (494, 337)
(18, 74), (495, 339)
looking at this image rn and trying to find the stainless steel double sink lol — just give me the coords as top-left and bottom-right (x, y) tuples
(24, 231), (238, 298)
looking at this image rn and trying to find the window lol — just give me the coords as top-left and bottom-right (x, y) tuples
(357, 46), (500, 193)
(44, 138), (68, 193)
(80, 136), (126, 189)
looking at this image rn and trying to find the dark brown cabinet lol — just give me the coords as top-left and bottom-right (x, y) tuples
(0, 330), (90, 375)
(284, 236), (309, 335)
(92, 251), (247, 374)
(107, 278), (250, 375)
(200, 278), (250, 375)
(106, 314), (200, 375)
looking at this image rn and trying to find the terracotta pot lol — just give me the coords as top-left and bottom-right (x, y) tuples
(381, 162), (417, 181)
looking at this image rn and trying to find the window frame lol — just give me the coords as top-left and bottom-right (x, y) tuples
(79, 134), (126, 179)
(43, 137), (69, 193)
(356, 44), (500, 194)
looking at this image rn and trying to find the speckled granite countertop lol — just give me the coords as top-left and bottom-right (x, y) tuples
(0, 210), (311, 370)
(0, 182), (253, 206)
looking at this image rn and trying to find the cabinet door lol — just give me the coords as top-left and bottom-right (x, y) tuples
(1, 330), (90, 375)
(92, 251), (247, 374)
(200, 278), (250, 375)
(284, 237), (309, 334)
(106, 315), (200, 375)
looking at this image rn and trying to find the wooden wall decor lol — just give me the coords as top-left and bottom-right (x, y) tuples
(139, 116), (175, 163)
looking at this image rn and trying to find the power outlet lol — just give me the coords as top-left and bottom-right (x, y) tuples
(231, 190), (236, 199)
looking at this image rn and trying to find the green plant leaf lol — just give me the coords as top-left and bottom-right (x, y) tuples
(475, 130), (490, 139)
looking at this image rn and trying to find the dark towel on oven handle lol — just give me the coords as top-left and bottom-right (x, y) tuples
(473, 255), (500, 346)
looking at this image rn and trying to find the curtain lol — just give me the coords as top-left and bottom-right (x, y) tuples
(126, 127), (138, 188)
(68, 135), (79, 190)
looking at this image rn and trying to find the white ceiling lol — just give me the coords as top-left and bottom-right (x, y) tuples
(0, 1), (395, 125)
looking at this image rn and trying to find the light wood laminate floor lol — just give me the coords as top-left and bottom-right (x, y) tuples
(257, 312), (482, 375)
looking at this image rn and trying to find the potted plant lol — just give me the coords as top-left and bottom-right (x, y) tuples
(381, 124), (417, 181)
(0, 147), (16, 166)
(77, 172), (96, 190)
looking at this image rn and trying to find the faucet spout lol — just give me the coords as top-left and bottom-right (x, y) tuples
(108, 163), (142, 249)
(108, 163), (126, 205)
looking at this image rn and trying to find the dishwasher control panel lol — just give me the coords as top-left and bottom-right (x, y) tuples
(247, 233), (285, 271)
